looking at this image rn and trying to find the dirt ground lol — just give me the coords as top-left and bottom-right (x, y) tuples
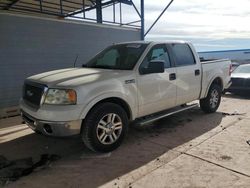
(0, 93), (250, 188)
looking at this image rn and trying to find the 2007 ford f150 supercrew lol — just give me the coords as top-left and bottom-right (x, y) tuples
(20, 41), (232, 152)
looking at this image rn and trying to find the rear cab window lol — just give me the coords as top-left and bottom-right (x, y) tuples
(171, 43), (196, 66)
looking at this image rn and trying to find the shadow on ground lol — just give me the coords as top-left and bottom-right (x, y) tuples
(0, 108), (225, 187)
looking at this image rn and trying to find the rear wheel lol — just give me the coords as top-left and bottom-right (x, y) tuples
(81, 102), (128, 152)
(200, 84), (222, 113)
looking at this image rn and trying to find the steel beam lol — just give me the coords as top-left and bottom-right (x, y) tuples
(96, 0), (102, 23)
(144, 0), (174, 37)
(119, 2), (122, 25)
(59, 0), (63, 14)
(117, 0), (132, 5)
(3, 0), (20, 10)
(65, 0), (131, 17)
(113, 2), (115, 22)
(121, 20), (140, 26)
(140, 0), (144, 40)
(3, 6), (63, 17)
(131, 1), (141, 18)
(65, 0), (110, 17)
(39, 0), (42, 12)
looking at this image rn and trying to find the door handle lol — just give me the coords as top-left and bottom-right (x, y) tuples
(169, 73), (176, 80)
(195, 69), (200, 76)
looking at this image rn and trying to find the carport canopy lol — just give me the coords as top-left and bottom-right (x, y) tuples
(0, 0), (132, 19)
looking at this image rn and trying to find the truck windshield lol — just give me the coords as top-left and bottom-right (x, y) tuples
(83, 43), (148, 70)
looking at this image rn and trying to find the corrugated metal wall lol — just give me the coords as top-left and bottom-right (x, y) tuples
(0, 13), (140, 112)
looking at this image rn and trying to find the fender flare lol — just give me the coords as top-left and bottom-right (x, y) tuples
(204, 76), (223, 98)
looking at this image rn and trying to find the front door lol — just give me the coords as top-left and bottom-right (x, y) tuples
(137, 44), (177, 117)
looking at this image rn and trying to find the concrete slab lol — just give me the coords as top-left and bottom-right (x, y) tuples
(131, 154), (250, 188)
(101, 149), (181, 188)
(131, 107), (242, 153)
(220, 95), (250, 116)
(187, 119), (250, 176)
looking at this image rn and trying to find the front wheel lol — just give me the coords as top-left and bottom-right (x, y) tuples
(200, 84), (222, 113)
(81, 102), (128, 152)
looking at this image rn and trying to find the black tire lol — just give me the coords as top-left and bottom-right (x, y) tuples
(81, 102), (129, 152)
(200, 84), (222, 113)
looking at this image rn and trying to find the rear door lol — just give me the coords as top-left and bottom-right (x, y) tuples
(137, 44), (177, 117)
(169, 43), (201, 105)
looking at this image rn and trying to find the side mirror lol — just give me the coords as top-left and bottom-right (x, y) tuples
(140, 60), (165, 74)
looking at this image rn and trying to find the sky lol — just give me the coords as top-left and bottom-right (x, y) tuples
(82, 0), (250, 52)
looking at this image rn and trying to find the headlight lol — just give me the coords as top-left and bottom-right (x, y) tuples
(44, 89), (77, 105)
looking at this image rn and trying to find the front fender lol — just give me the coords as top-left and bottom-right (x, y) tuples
(78, 92), (137, 120)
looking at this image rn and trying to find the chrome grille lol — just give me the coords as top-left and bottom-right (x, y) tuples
(23, 82), (45, 108)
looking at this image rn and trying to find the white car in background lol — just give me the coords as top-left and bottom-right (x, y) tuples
(226, 64), (250, 94)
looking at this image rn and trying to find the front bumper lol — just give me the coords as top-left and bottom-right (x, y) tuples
(21, 110), (82, 137)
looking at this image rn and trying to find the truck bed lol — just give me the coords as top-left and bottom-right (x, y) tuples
(200, 58), (231, 98)
(200, 58), (230, 64)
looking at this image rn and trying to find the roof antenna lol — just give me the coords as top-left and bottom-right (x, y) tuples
(73, 54), (79, 67)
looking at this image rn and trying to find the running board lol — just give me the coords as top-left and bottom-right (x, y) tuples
(136, 103), (199, 126)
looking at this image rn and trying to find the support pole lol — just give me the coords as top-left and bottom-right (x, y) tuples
(3, 0), (20, 10)
(140, 0), (144, 40)
(113, 2), (115, 22)
(83, 0), (85, 18)
(119, 2), (122, 25)
(39, 0), (42, 11)
(96, 0), (102, 23)
(59, 0), (63, 15)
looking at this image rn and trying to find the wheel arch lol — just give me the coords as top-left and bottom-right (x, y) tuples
(80, 96), (133, 122)
(204, 77), (223, 98)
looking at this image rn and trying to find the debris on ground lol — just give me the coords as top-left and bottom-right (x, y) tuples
(0, 154), (60, 186)
(220, 155), (232, 160)
(222, 111), (246, 116)
(247, 140), (250, 146)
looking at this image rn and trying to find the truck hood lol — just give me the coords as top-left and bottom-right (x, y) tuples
(231, 73), (250, 79)
(27, 68), (132, 87)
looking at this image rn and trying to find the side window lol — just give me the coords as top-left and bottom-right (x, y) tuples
(172, 44), (196, 66)
(140, 45), (171, 69)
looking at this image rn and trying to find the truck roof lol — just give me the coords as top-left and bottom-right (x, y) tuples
(116, 40), (187, 45)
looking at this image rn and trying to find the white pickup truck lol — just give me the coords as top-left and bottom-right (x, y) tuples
(20, 41), (232, 152)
